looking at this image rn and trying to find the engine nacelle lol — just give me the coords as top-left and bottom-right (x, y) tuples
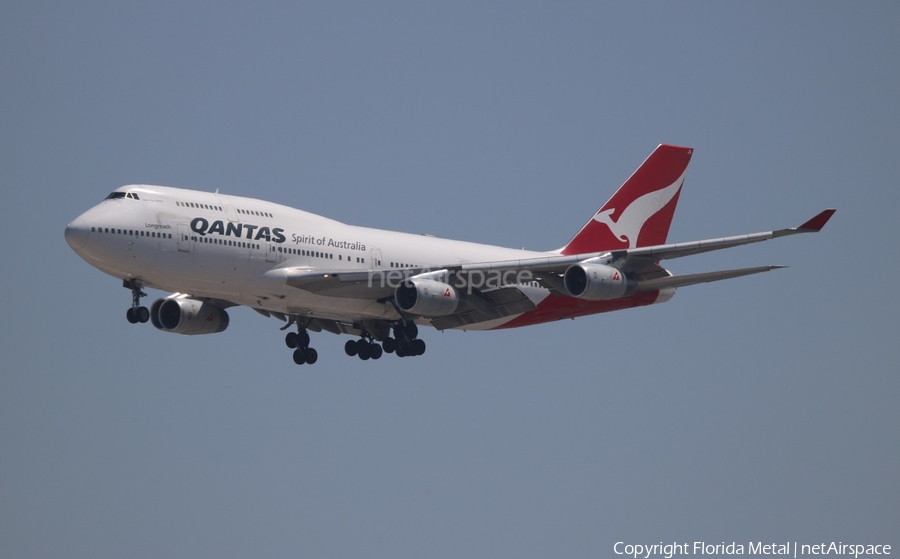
(395, 279), (461, 317)
(563, 263), (635, 301)
(150, 297), (229, 335)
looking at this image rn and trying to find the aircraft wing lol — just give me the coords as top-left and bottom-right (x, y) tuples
(273, 209), (834, 300)
(606, 209), (836, 266)
(436, 208), (835, 292)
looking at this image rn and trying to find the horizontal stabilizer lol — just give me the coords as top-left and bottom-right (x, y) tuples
(635, 265), (787, 291)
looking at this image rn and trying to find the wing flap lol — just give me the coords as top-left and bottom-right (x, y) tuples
(635, 265), (787, 291)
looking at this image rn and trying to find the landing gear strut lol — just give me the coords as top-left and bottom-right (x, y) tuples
(124, 279), (149, 324)
(285, 325), (317, 365)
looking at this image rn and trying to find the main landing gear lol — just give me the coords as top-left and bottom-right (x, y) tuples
(344, 337), (383, 361)
(279, 318), (426, 365)
(124, 279), (149, 324)
(344, 321), (426, 361)
(285, 327), (318, 366)
(391, 320), (426, 358)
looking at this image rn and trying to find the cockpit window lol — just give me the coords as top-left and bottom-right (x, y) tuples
(104, 191), (140, 200)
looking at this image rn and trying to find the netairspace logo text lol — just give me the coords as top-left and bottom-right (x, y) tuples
(614, 542), (891, 559)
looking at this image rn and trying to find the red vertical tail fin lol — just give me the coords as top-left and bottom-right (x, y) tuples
(560, 144), (693, 255)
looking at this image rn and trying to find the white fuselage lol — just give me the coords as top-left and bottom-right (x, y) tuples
(65, 185), (557, 330)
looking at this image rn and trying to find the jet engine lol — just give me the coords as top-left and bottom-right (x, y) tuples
(395, 279), (461, 317)
(563, 263), (635, 301)
(149, 297), (229, 335)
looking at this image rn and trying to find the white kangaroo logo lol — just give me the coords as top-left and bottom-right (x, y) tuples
(592, 171), (686, 248)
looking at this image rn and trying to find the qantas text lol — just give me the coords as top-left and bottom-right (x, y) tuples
(190, 218), (286, 243)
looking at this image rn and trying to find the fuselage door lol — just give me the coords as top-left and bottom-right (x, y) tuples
(370, 248), (382, 269)
(266, 241), (277, 263)
(215, 194), (240, 222)
(177, 224), (191, 253)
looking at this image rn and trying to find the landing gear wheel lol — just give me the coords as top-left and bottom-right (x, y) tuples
(370, 344), (383, 360)
(412, 338), (426, 356)
(297, 330), (310, 349)
(397, 340), (411, 357)
(285, 332), (298, 349)
(126, 308), (138, 324)
(292, 348), (307, 365)
(405, 321), (418, 339)
(304, 347), (318, 365)
(382, 337), (396, 353)
(344, 339), (358, 357)
(137, 306), (150, 323)
(357, 342), (371, 361)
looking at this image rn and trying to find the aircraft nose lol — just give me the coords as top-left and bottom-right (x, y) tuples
(65, 218), (90, 250)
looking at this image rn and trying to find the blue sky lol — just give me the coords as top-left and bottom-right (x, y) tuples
(1, 2), (897, 558)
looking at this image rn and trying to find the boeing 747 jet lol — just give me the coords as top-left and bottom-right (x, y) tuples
(64, 145), (834, 365)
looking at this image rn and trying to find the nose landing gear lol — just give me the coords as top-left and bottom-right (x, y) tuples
(124, 279), (149, 324)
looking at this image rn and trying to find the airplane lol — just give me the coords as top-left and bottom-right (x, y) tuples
(64, 144), (835, 365)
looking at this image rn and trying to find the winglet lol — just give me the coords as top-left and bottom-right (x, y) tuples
(797, 209), (836, 232)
